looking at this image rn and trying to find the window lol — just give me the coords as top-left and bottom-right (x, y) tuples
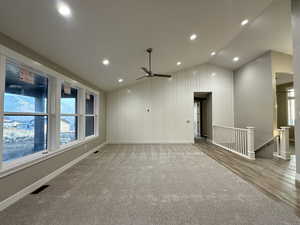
(3, 60), (48, 161)
(85, 93), (95, 137)
(288, 88), (295, 126)
(0, 50), (99, 170)
(60, 84), (78, 145)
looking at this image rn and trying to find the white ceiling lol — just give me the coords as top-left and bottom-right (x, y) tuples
(210, 0), (293, 70)
(0, 0), (288, 91)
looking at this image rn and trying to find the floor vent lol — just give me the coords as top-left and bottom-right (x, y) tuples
(31, 185), (50, 194)
(94, 150), (99, 154)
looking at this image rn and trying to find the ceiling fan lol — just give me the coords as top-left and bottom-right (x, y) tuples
(136, 48), (172, 80)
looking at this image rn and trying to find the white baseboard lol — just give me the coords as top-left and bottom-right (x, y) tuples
(107, 141), (193, 144)
(0, 142), (107, 212)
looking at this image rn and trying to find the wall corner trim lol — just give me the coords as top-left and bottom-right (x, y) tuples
(0, 141), (107, 212)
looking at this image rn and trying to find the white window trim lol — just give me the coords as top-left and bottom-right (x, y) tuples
(0, 45), (100, 174)
(0, 44), (99, 95)
(0, 135), (98, 178)
(85, 92), (98, 138)
(0, 55), (6, 169)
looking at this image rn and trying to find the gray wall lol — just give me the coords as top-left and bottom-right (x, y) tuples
(292, 0), (300, 174)
(0, 32), (106, 202)
(234, 52), (273, 148)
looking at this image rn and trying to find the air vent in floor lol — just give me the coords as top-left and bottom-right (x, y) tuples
(31, 185), (50, 194)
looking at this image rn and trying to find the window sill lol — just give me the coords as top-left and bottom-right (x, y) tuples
(0, 135), (98, 178)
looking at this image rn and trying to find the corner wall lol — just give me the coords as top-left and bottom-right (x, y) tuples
(234, 51), (293, 148)
(234, 52), (273, 148)
(292, 0), (300, 175)
(0, 33), (106, 203)
(107, 63), (234, 143)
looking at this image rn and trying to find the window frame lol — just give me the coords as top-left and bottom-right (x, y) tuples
(287, 88), (295, 126)
(85, 92), (98, 138)
(60, 83), (80, 146)
(0, 45), (100, 173)
(3, 58), (50, 162)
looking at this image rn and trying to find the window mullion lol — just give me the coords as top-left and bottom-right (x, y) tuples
(49, 77), (61, 151)
(78, 88), (86, 140)
(95, 94), (99, 137)
(0, 55), (6, 168)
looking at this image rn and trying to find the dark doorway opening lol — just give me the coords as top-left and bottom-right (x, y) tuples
(194, 92), (212, 142)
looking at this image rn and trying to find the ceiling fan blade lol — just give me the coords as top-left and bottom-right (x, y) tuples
(153, 74), (172, 78)
(141, 67), (150, 75)
(136, 75), (149, 80)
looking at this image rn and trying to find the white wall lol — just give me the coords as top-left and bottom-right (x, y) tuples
(292, 0), (300, 174)
(107, 63), (234, 143)
(234, 52), (273, 148)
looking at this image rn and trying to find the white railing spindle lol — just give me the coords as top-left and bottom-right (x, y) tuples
(213, 125), (255, 160)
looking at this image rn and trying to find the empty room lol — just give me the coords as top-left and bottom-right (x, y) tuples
(1, 0), (300, 224)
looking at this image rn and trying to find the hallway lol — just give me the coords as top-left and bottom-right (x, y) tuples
(1, 144), (300, 225)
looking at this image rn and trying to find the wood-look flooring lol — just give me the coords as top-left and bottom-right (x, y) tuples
(195, 140), (300, 211)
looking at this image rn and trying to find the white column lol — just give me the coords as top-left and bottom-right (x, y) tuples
(280, 127), (290, 160)
(246, 126), (255, 160)
(274, 129), (281, 157)
(292, 0), (300, 181)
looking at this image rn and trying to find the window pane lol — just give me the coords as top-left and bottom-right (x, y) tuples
(60, 116), (78, 145)
(61, 85), (78, 114)
(3, 116), (47, 161)
(86, 94), (94, 114)
(85, 116), (95, 137)
(288, 99), (295, 126)
(4, 61), (48, 113)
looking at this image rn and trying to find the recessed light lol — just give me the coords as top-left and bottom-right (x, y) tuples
(190, 34), (197, 41)
(118, 78), (124, 83)
(102, 59), (110, 66)
(241, 19), (249, 26)
(211, 72), (216, 77)
(57, 2), (72, 18)
(211, 51), (216, 56)
(233, 57), (240, 62)
(177, 61), (182, 66)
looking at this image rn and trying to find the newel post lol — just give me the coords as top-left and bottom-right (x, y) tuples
(280, 127), (290, 160)
(246, 127), (255, 160)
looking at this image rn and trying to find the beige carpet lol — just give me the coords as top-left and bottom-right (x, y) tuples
(0, 144), (300, 225)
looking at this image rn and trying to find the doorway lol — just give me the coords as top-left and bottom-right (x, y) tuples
(194, 92), (212, 142)
(276, 73), (295, 155)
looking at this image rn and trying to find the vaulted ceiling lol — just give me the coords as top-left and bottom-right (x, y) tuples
(0, 0), (291, 91)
